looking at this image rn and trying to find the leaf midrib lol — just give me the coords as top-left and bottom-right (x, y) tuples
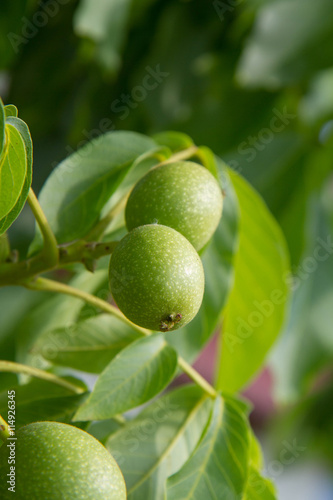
(128, 395), (208, 495)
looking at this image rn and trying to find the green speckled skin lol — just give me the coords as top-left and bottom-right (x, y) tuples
(125, 161), (223, 251)
(0, 421), (126, 500)
(109, 225), (205, 331)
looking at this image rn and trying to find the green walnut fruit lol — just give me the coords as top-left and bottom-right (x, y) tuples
(109, 224), (205, 331)
(0, 421), (126, 500)
(125, 161), (223, 251)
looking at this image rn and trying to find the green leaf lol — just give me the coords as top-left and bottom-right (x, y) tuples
(237, 0), (333, 88)
(216, 169), (290, 393)
(34, 313), (142, 373)
(100, 145), (172, 224)
(0, 233), (10, 263)
(16, 270), (109, 368)
(242, 431), (277, 499)
(73, 334), (178, 421)
(153, 131), (194, 152)
(30, 131), (156, 251)
(270, 194), (333, 402)
(165, 159), (239, 362)
(243, 466), (277, 500)
(166, 395), (250, 500)
(106, 385), (212, 500)
(87, 418), (123, 445)
(0, 123), (27, 223)
(0, 117), (33, 235)
(74, 0), (132, 73)
(0, 99), (5, 156)
(0, 378), (87, 428)
(4, 104), (18, 118)
(299, 68), (333, 125)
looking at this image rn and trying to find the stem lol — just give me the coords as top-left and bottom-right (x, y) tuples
(0, 415), (11, 442)
(112, 414), (126, 425)
(0, 361), (84, 395)
(85, 195), (129, 242)
(24, 278), (217, 398)
(177, 357), (217, 398)
(25, 277), (150, 336)
(27, 188), (58, 267)
(0, 239), (117, 287)
(158, 145), (199, 165)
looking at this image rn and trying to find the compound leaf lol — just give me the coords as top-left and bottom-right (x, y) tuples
(166, 395), (250, 500)
(106, 385), (212, 500)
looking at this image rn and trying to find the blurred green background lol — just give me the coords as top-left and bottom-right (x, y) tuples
(1, 0), (333, 498)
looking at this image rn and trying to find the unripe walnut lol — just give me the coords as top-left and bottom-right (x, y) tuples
(125, 161), (223, 251)
(0, 421), (126, 500)
(109, 224), (205, 332)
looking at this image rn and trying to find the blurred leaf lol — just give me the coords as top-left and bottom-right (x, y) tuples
(87, 418), (123, 445)
(100, 145), (171, 220)
(0, 287), (43, 385)
(30, 131), (156, 251)
(0, 0), (32, 68)
(237, 0), (333, 88)
(0, 378), (87, 428)
(271, 193), (333, 402)
(165, 160), (239, 362)
(4, 105), (18, 118)
(196, 146), (219, 179)
(224, 132), (306, 217)
(74, 0), (132, 73)
(271, 382), (333, 466)
(34, 313), (142, 373)
(73, 334), (178, 421)
(0, 124), (27, 225)
(16, 270), (109, 368)
(166, 395), (250, 500)
(249, 430), (263, 471)
(0, 234), (10, 263)
(0, 99), (5, 156)
(242, 429), (277, 499)
(106, 385), (212, 500)
(299, 67), (333, 125)
(0, 116), (33, 235)
(243, 466), (277, 500)
(217, 169), (290, 394)
(153, 131), (194, 151)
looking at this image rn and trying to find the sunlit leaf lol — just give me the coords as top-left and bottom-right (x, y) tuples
(0, 124), (27, 224)
(0, 117), (33, 235)
(166, 395), (250, 500)
(73, 334), (178, 421)
(30, 131), (156, 251)
(34, 314), (142, 373)
(237, 0), (333, 88)
(216, 169), (290, 393)
(74, 0), (132, 73)
(106, 385), (212, 500)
